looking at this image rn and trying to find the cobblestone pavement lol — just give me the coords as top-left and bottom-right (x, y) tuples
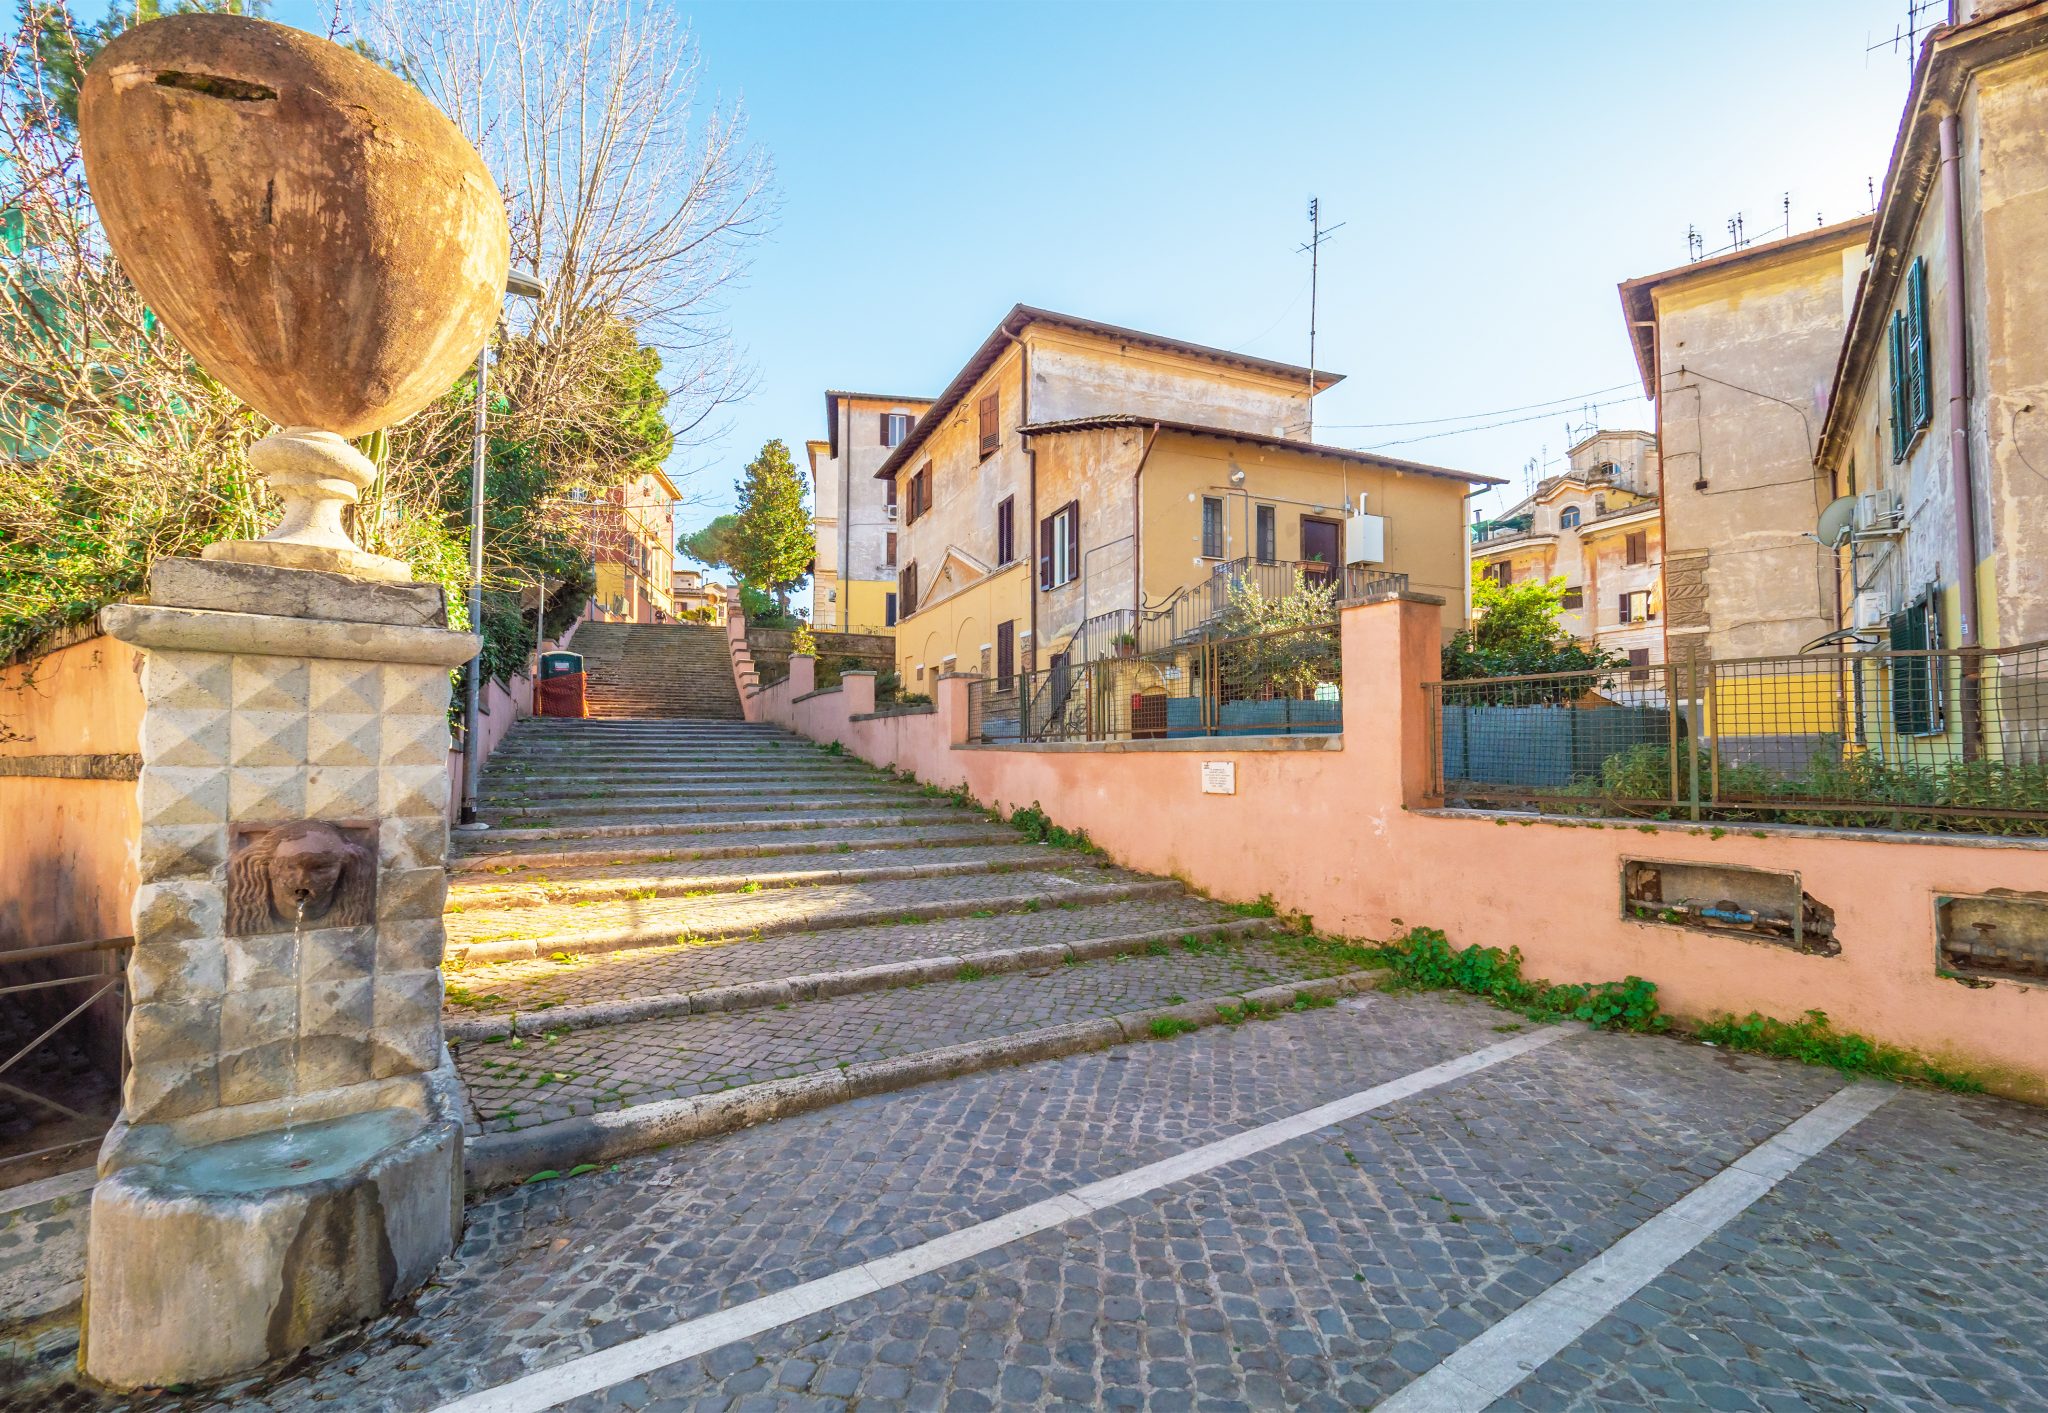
(454, 936), (1340, 1134)
(447, 896), (1256, 1016)
(443, 865), (1164, 953)
(31, 991), (2048, 1413)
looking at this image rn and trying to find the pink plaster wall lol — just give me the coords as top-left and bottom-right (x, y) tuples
(755, 596), (2048, 1101)
(446, 669), (536, 823)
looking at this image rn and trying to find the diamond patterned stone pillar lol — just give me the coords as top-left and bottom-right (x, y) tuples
(83, 559), (480, 1389)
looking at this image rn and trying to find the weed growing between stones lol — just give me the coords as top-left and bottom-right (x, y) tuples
(1365, 927), (1663, 1033)
(1148, 1017), (1199, 1038)
(1697, 1009), (1981, 1091)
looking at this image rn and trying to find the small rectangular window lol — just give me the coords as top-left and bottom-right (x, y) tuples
(1202, 497), (1225, 559)
(1560, 586), (1584, 610)
(886, 532), (896, 566)
(1619, 589), (1653, 623)
(996, 496), (1015, 565)
(880, 412), (913, 448)
(1625, 531), (1648, 565)
(978, 391), (1000, 459)
(1041, 501), (1079, 588)
(1628, 647), (1651, 683)
(885, 476), (898, 514)
(1256, 504), (1276, 564)
(885, 592), (898, 627)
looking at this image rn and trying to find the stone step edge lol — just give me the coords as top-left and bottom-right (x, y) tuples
(445, 917), (1274, 1041)
(448, 877), (1182, 966)
(447, 852), (1093, 912)
(460, 969), (1385, 1189)
(448, 826), (1020, 875)
(451, 810), (977, 847)
(478, 793), (935, 821)
(480, 783), (919, 806)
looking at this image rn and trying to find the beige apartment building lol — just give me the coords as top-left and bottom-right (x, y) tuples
(808, 389), (934, 631)
(1619, 219), (1873, 664)
(1470, 430), (1664, 670)
(877, 305), (1496, 689)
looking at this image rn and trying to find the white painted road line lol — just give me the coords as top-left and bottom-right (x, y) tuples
(1374, 1081), (1897, 1413)
(427, 1024), (1575, 1413)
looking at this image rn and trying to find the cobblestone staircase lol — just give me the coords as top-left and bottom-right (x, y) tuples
(572, 621), (742, 719)
(446, 718), (1377, 1182)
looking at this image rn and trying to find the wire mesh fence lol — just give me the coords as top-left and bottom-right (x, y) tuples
(967, 622), (1343, 745)
(1428, 641), (2048, 835)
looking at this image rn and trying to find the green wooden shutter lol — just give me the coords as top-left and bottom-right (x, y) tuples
(1888, 313), (1908, 463)
(1888, 598), (1939, 736)
(1905, 258), (1931, 435)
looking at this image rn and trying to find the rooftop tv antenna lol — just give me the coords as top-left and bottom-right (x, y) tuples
(1686, 224), (1703, 261)
(1299, 196), (1344, 439)
(1868, 0), (1945, 68)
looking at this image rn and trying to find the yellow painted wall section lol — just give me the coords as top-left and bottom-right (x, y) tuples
(1025, 326), (1312, 435)
(840, 578), (898, 635)
(1139, 436), (1471, 631)
(896, 562), (1029, 686)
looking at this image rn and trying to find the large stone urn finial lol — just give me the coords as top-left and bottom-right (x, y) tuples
(79, 14), (512, 582)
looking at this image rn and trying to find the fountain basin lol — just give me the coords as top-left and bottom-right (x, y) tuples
(82, 1100), (461, 1390)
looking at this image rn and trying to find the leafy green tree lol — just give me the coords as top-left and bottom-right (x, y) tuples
(679, 512), (739, 571)
(729, 438), (810, 612)
(1441, 575), (1618, 680)
(1211, 572), (1340, 700)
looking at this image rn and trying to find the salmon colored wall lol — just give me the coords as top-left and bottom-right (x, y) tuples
(753, 596), (2048, 1101)
(445, 668), (536, 824)
(0, 633), (147, 1066)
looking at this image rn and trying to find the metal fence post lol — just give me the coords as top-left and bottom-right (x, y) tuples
(1686, 655), (1704, 822)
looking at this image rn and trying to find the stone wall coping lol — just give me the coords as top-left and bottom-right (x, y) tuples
(149, 558), (448, 628)
(1412, 806), (2048, 852)
(851, 704), (936, 722)
(100, 602), (480, 667)
(790, 685), (844, 705)
(957, 734), (1343, 755)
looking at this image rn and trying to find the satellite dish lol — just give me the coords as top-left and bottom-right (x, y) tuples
(1815, 495), (1857, 547)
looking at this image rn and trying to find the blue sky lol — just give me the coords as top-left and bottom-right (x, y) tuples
(242, 0), (1919, 555)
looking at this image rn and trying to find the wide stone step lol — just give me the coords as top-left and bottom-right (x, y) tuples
(474, 790), (931, 821)
(447, 841), (1066, 911)
(478, 778), (917, 806)
(455, 937), (1380, 1186)
(444, 867), (1181, 965)
(449, 821), (1019, 873)
(444, 900), (1274, 1039)
(449, 808), (980, 846)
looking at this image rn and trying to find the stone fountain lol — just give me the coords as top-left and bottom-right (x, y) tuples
(73, 14), (507, 1389)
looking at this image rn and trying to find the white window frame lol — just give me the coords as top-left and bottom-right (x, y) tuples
(1052, 506), (1074, 586)
(881, 412), (912, 448)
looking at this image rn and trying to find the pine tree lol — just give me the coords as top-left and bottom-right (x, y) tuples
(729, 439), (811, 611)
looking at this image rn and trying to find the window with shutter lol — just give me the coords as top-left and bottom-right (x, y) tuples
(1625, 531), (1647, 565)
(885, 532), (896, 566)
(1888, 597), (1942, 735)
(1041, 503), (1078, 588)
(996, 621), (1015, 690)
(1256, 505), (1276, 564)
(996, 496), (1015, 565)
(978, 391), (1000, 459)
(1888, 311), (1910, 463)
(885, 592), (898, 627)
(1560, 587), (1584, 610)
(1202, 497), (1225, 559)
(1905, 257), (1931, 439)
(1063, 500), (1079, 586)
(1039, 512), (1054, 590)
(898, 562), (918, 615)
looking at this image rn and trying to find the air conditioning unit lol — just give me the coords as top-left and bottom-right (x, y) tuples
(885, 504), (899, 520)
(1345, 494), (1386, 565)
(1854, 490), (1903, 535)
(1852, 587), (1890, 630)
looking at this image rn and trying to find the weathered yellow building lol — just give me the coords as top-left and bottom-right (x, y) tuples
(1620, 219), (1873, 663)
(808, 389), (933, 631)
(876, 306), (1496, 688)
(1470, 430), (1665, 669)
(587, 466), (680, 624)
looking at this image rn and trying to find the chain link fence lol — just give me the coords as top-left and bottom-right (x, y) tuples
(1428, 641), (2048, 835)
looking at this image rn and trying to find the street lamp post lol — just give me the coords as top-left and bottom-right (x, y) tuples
(457, 267), (548, 830)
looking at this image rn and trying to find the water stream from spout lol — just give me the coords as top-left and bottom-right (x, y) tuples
(283, 900), (306, 1166)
